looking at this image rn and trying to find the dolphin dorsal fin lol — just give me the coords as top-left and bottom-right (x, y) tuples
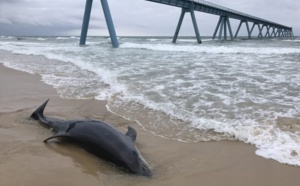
(125, 126), (137, 141)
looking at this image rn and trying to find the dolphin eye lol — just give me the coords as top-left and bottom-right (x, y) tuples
(132, 151), (138, 158)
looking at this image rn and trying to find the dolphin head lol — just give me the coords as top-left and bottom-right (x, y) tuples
(137, 154), (153, 177)
(118, 141), (152, 177)
(125, 148), (153, 177)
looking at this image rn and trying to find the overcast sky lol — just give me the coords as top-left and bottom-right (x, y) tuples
(0, 0), (299, 36)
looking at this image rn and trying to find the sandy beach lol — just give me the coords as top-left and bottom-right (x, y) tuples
(1, 63), (300, 186)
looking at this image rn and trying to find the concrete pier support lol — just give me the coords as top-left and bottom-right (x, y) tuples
(235, 20), (251, 39)
(277, 29), (282, 37)
(258, 25), (265, 38)
(100, 0), (119, 48)
(172, 8), (185, 43)
(265, 25), (270, 37)
(270, 27), (276, 37)
(285, 30), (289, 37)
(250, 23), (261, 38)
(173, 5), (201, 44)
(282, 29), (286, 37)
(80, 0), (93, 46)
(250, 23), (255, 35)
(212, 16), (233, 40)
(79, 0), (119, 48)
(287, 30), (292, 37)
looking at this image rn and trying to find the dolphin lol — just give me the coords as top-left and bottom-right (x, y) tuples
(30, 99), (152, 177)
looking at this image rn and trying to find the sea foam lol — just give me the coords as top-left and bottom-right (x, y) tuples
(121, 42), (300, 54)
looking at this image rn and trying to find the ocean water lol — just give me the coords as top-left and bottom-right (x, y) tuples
(1, 35), (300, 166)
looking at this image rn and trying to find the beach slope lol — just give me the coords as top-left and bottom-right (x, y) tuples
(1, 64), (300, 186)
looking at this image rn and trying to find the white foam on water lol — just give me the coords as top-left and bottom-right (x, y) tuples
(114, 88), (300, 166)
(37, 38), (47, 41)
(114, 42), (300, 166)
(121, 42), (300, 54)
(177, 39), (199, 42)
(0, 41), (127, 100)
(7, 36), (16, 39)
(282, 39), (300, 42)
(147, 38), (160, 42)
(1, 60), (35, 74)
(70, 36), (79, 40)
(56, 37), (72, 40)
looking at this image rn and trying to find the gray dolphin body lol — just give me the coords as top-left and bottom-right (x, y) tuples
(30, 99), (152, 177)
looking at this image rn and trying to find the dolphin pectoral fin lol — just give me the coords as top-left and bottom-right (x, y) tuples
(43, 132), (69, 142)
(125, 126), (137, 141)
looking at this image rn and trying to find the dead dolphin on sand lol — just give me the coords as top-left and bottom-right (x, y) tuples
(30, 99), (152, 177)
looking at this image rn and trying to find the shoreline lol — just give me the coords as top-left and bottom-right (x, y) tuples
(1, 63), (300, 185)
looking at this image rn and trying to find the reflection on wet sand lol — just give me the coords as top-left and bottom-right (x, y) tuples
(44, 140), (131, 178)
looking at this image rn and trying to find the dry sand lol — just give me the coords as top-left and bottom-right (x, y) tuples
(1, 63), (300, 186)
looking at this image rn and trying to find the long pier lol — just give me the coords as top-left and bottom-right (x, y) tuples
(146, 0), (294, 43)
(79, 0), (293, 47)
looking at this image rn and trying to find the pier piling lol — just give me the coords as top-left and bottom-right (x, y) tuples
(173, 5), (201, 44)
(213, 16), (233, 40)
(80, 0), (93, 46)
(80, 0), (118, 48)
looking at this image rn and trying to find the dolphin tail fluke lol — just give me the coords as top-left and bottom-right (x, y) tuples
(30, 99), (50, 120)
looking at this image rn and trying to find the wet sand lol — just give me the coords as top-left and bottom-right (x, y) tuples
(1, 63), (300, 186)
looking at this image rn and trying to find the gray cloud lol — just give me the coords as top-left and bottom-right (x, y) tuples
(0, 0), (299, 36)
(0, 0), (20, 4)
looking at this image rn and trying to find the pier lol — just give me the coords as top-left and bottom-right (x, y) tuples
(146, 0), (293, 43)
(79, 0), (293, 47)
